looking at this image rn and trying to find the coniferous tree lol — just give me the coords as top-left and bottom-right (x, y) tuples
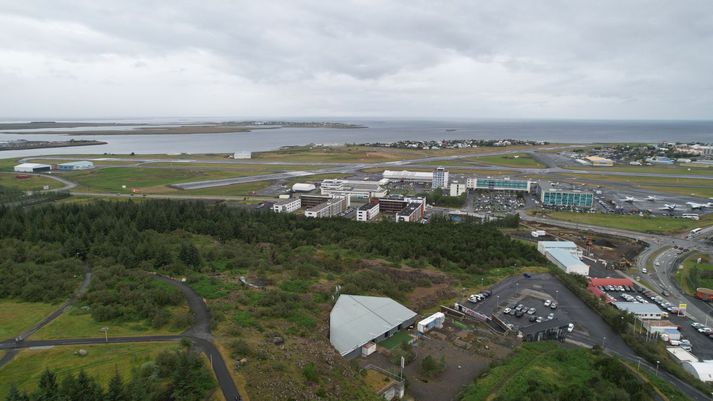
(32, 369), (60, 401)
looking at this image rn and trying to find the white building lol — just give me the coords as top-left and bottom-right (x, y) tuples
(233, 152), (252, 159)
(320, 179), (387, 199)
(682, 362), (713, 382)
(357, 203), (380, 222)
(272, 198), (301, 213)
(395, 202), (424, 223)
(382, 170), (433, 182)
(613, 302), (664, 320)
(305, 197), (348, 218)
(417, 312), (445, 334)
(292, 183), (317, 192)
(330, 294), (417, 358)
(432, 167), (449, 189)
(537, 241), (589, 275)
(58, 161), (94, 170)
(14, 163), (51, 173)
(449, 182), (467, 197)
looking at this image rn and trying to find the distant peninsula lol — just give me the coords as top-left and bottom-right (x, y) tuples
(0, 139), (106, 151)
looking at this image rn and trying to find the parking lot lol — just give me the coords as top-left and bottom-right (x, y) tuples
(467, 191), (525, 214)
(461, 273), (635, 358)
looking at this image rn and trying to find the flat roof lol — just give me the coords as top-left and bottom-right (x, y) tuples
(520, 319), (568, 336)
(539, 241), (577, 249)
(613, 302), (663, 314)
(358, 203), (378, 211)
(397, 202), (421, 216)
(58, 160), (93, 166)
(547, 248), (588, 268)
(15, 163), (51, 168)
(330, 295), (416, 356)
(590, 278), (634, 287)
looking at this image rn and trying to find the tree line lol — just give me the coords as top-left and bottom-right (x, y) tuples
(4, 349), (214, 401)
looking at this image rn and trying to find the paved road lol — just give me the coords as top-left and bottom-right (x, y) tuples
(0, 276), (243, 401)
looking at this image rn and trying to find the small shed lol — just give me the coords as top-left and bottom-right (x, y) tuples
(417, 312), (445, 334)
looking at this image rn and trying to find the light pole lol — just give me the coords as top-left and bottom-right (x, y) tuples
(655, 360), (660, 377)
(100, 327), (109, 343)
(496, 295), (500, 309)
(555, 290), (558, 302)
(602, 336), (606, 350)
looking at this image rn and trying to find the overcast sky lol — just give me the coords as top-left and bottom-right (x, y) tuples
(1, 1), (712, 120)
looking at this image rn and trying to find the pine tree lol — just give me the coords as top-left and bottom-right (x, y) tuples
(106, 371), (127, 401)
(33, 369), (60, 401)
(5, 385), (29, 401)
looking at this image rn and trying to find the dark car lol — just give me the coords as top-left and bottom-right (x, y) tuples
(529, 315), (537, 322)
(523, 272), (532, 278)
(515, 310), (525, 317)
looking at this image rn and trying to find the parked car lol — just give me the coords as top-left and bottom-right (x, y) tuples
(503, 307), (512, 314)
(536, 317), (543, 323)
(550, 303), (558, 309)
(544, 300), (552, 307)
(567, 323), (575, 332)
(515, 310), (525, 317)
(527, 308), (536, 315)
(529, 315), (537, 322)
(547, 313), (555, 320)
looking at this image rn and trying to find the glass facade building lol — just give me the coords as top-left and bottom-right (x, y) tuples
(474, 178), (531, 192)
(541, 190), (593, 207)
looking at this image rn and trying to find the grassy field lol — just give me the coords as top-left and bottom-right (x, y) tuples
(460, 342), (685, 401)
(542, 211), (713, 234)
(252, 145), (541, 163)
(378, 330), (411, 350)
(570, 164), (713, 177)
(466, 153), (545, 168)
(676, 253), (713, 295)
(33, 305), (188, 340)
(561, 173), (713, 198)
(0, 342), (180, 398)
(0, 300), (58, 340)
(0, 173), (61, 191)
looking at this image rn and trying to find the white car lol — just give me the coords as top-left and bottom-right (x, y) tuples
(544, 300), (551, 307)
(503, 307), (512, 314)
(547, 313), (555, 320)
(642, 268), (648, 274)
(550, 303), (558, 309)
(567, 323), (574, 332)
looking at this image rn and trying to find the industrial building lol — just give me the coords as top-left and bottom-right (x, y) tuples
(584, 156), (614, 167)
(58, 161), (94, 171)
(432, 167), (449, 189)
(320, 179), (387, 199)
(646, 156), (675, 165)
(329, 294), (417, 358)
(233, 151), (252, 159)
(356, 203), (380, 221)
(271, 198), (301, 213)
(682, 362), (713, 383)
(449, 181), (467, 196)
(305, 197), (349, 218)
(538, 241), (589, 275)
(382, 170), (433, 182)
(14, 163), (51, 173)
(395, 202), (424, 222)
(613, 302), (664, 320)
(469, 177), (532, 192)
(540, 188), (593, 208)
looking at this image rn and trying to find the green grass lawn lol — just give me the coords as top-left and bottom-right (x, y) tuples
(676, 253), (713, 295)
(570, 164), (713, 177)
(0, 342), (180, 398)
(0, 300), (58, 340)
(562, 173), (713, 198)
(466, 153), (545, 168)
(544, 211), (713, 234)
(33, 305), (188, 340)
(378, 330), (412, 350)
(0, 173), (61, 191)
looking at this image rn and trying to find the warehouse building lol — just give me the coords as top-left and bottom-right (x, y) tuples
(292, 183), (317, 192)
(538, 241), (589, 275)
(682, 362), (713, 383)
(14, 163), (51, 173)
(329, 294), (417, 358)
(356, 203), (380, 222)
(432, 167), (449, 189)
(272, 198), (301, 213)
(305, 197), (348, 218)
(613, 302), (664, 320)
(382, 170), (433, 182)
(58, 161), (94, 171)
(320, 179), (387, 199)
(469, 177), (532, 192)
(540, 188), (594, 208)
(395, 202), (424, 222)
(584, 156), (614, 167)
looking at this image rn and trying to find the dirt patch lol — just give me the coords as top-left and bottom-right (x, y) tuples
(408, 283), (457, 310)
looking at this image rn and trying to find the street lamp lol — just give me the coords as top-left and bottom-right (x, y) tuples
(496, 295), (500, 309)
(100, 327), (109, 343)
(655, 360), (660, 377)
(602, 336), (606, 349)
(555, 290), (558, 302)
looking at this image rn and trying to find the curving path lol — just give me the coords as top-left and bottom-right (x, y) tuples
(0, 275), (242, 401)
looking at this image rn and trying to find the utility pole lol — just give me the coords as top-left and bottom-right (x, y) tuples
(100, 327), (109, 343)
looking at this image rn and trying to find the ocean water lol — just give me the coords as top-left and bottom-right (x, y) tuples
(1, 119), (712, 159)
